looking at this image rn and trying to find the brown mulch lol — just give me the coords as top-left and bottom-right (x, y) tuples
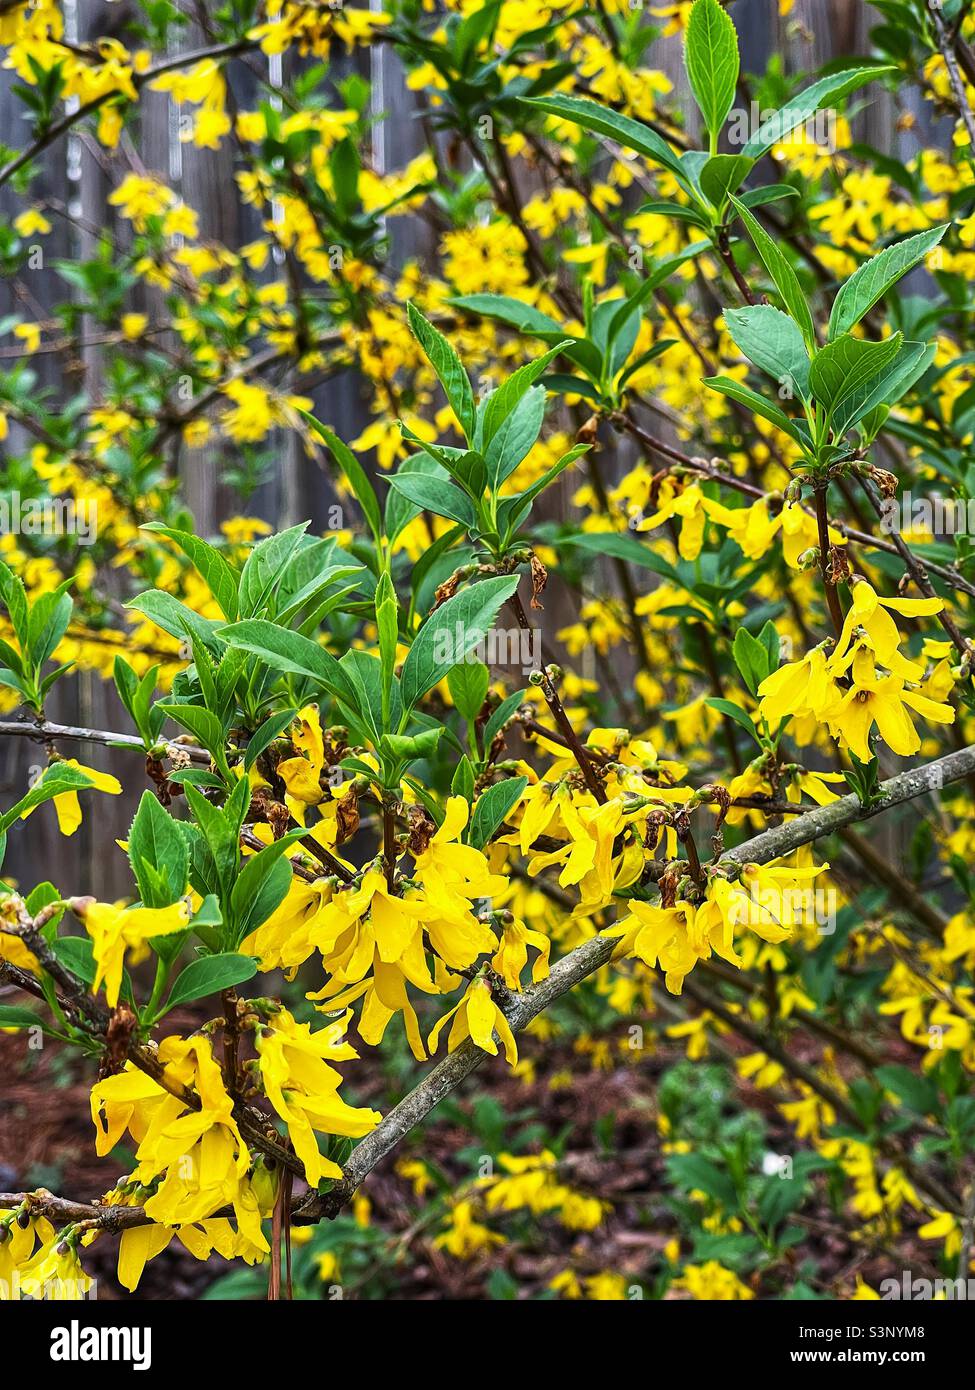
(0, 1009), (939, 1301)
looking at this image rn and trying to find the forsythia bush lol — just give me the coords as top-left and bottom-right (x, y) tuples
(1, 0), (975, 1303)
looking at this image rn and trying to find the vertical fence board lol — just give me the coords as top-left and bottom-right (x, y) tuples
(0, 6), (929, 891)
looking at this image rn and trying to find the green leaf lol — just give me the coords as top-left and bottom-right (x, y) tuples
(666, 1151), (737, 1207)
(455, 0), (503, 67)
(448, 294), (563, 337)
(757, 619), (780, 670)
(616, 340), (679, 389)
(406, 302), (476, 442)
(141, 525), (239, 621)
(469, 776), (528, 849)
(400, 575), (520, 711)
(375, 571), (399, 731)
(127, 791), (187, 908)
(485, 385), (546, 488)
(232, 850), (296, 944)
(808, 332), (904, 418)
(565, 530), (683, 582)
(832, 340), (935, 436)
(743, 66), (896, 159)
(237, 524), (308, 619)
(218, 620), (354, 704)
(724, 304), (810, 398)
(382, 727), (443, 760)
(386, 469), (478, 527)
(330, 137), (359, 217)
(0, 559), (29, 645)
(0, 763), (96, 836)
(828, 225), (947, 339)
(483, 689), (526, 747)
(0, 1004), (52, 1032)
(27, 587), (72, 668)
(125, 590), (219, 651)
(739, 184), (800, 210)
(522, 93), (686, 184)
(732, 627), (774, 695)
(447, 658), (490, 720)
(875, 1064), (939, 1116)
(451, 753), (476, 802)
(699, 153), (754, 211)
(604, 243), (708, 364)
(728, 194), (815, 349)
(190, 894), (223, 929)
(158, 704), (230, 778)
(540, 373), (601, 404)
(114, 655), (160, 747)
(684, 0), (739, 142)
(300, 414), (383, 544)
(183, 783), (241, 894)
(702, 374), (804, 440)
(243, 707), (299, 772)
(706, 697), (762, 744)
(164, 953), (258, 1012)
(498, 443), (588, 540)
(479, 343), (569, 448)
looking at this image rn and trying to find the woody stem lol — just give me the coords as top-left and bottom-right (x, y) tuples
(814, 481), (845, 637)
(507, 590), (606, 803)
(382, 798), (398, 891)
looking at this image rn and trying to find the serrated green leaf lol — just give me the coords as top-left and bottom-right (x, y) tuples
(142, 525), (239, 621)
(742, 66), (896, 159)
(407, 302), (476, 442)
(447, 658), (490, 721)
(725, 304), (811, 398)
(829, 225), (947, 339)
(400, 575), (520, 711)
(728, 194), (815, 349)
(684, 0), (739, 142)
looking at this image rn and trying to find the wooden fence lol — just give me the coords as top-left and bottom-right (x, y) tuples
(0, 0), (934, 894)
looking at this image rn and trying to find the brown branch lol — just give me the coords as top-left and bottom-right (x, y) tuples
(0, 40), (256, 191)
(294, 739), (975, 1221)
(928, 0), (975, 151)
(858, 475), (974, 659)
(615, 413), (975, 601)
(814, 481), (846, 637)
(0, 718), (210, 762)
(8, 741), (975, 1231)
(506, 588), (606, 802)
(716, 225), (759, 305)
